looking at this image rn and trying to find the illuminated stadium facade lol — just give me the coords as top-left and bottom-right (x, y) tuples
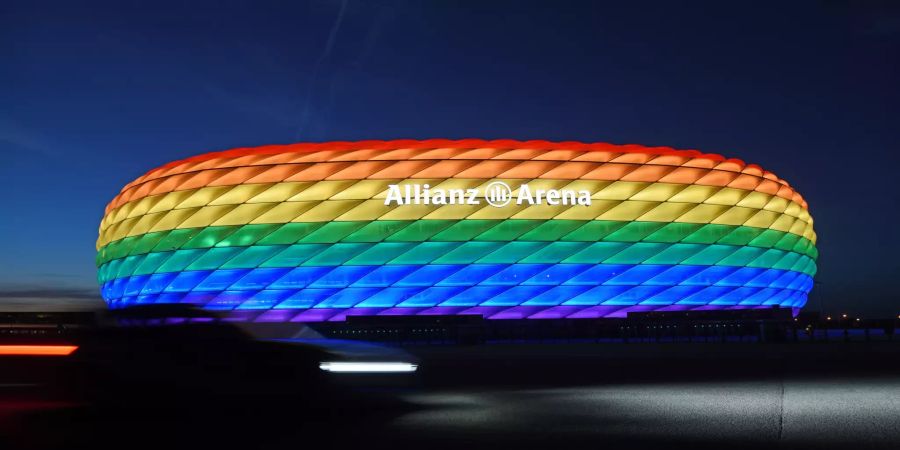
(96, 139), (817, 322)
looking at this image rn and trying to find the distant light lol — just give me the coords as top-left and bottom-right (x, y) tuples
(856, 318), (860, 322)
(0, 345), (78, 356)
(826, 316), (832, 320)
(319, 361), (418, 373)
(842, 314), (848, 318)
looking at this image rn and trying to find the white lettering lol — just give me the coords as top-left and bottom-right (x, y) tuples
(385, 185), (403, 205)
(578, 190), (591, 206)
(546, 189), (560, 205)
(385, 183), (591, 207)
(517, 184), (534, 205)
(432, 189), (447, 205)
(448, 189), (465, 204)
(466, 189), (479, 205)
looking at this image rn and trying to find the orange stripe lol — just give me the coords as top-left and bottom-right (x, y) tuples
(0, 345), (78, 356)
(106, 162), (808, 213)
(104, 140), (805, 213)
(116, 139), (724, 193)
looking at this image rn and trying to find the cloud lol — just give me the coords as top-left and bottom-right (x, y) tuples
(0, 287), (105, 311)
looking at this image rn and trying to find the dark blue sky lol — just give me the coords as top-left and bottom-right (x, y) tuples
(1, 1), (898, 315)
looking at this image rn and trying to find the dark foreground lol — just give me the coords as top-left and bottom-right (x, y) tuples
(2, 341), (899, 450)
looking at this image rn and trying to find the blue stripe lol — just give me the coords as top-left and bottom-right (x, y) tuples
(101, 263), (814, 311)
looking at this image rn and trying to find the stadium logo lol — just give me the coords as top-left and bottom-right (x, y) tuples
(384, 182), (591, 207)
(484, 181), (513, 207)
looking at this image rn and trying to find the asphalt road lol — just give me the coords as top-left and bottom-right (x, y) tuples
(386, 377), (900, 449)
(4, 342), (899, 450)
(339, 342), (900, 450)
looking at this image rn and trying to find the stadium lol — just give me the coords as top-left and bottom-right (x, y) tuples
(96, 139), (817, 322)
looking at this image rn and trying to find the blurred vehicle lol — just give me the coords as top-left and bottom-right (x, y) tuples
(1, 305), (419, 411)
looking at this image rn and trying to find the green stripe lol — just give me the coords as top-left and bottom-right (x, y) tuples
(97, 219), (818, 266)
(97, 241), (818, 285)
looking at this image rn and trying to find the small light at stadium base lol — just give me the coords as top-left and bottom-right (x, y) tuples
(319, 361), (418, 373)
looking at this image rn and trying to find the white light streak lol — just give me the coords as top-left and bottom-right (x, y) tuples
(318, 361), (418, 373)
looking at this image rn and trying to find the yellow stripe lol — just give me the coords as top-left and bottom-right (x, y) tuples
(97, 199), (816, 248)
(100, 179), (813, 233)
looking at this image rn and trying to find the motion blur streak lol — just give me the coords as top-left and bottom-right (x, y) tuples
(0, 345), (78, 356)
(319, 361), (418, 373)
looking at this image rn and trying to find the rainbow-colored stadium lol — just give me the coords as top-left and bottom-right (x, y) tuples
(96, 139), (817, 321)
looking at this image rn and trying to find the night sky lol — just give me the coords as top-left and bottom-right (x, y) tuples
(2, 1), (898, 316)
